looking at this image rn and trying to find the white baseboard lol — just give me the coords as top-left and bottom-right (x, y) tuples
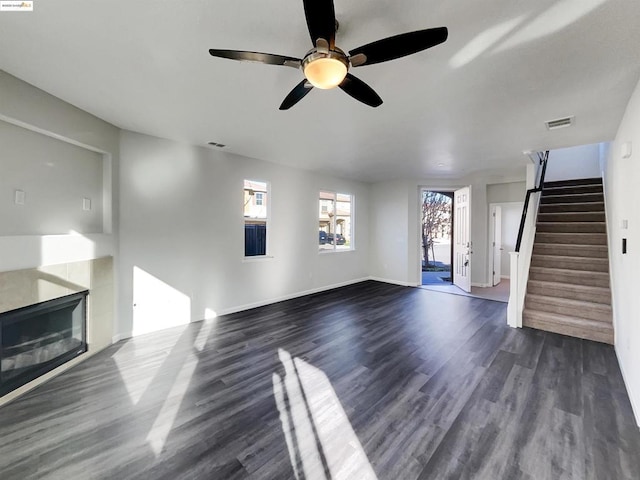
(472, 282), (492, 288)
(368, 276), (419, 287)
(209, 277), (372, 317)
(615, 345), (640, 427)
(501, 275), (510, 280)
(112, 333), (124, 344)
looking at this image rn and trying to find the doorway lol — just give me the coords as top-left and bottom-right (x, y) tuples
(420, 190), (453, 286)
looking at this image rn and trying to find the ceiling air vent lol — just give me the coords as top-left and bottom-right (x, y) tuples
(208, 141), (226, 148)
(545, 116), (574, 130)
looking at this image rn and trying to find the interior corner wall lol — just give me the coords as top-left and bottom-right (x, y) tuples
(546, 143), (602, 182)
(117, 130), (370, 338)
(0, 70), (119, 272)
(604, 77), (640, 425)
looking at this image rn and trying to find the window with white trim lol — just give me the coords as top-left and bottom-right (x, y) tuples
(244, 180), (269, 256)
(319, 191), (353, 251)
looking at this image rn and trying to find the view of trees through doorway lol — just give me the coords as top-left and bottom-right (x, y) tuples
(421, 190), (454, 285)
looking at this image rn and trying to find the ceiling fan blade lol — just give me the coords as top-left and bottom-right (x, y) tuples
(209, 49), (301, 68)
(303, 0), (336, 48)
(349, 27), (448, 67)
(280, 80), (314, 110)
(339, 74), (383, 108)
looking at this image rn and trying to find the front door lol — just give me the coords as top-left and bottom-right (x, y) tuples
(453, 186), (471, 292)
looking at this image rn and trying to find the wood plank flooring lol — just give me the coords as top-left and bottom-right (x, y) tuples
(1, 280), (638, 479)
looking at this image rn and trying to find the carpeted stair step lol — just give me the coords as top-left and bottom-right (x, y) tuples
(539, 202), (604, 213)
(541, 185), (603, 196)
(543, 178), (603, 188)
(540, 193), (604, 204)
(527, 280), (611, 304)
(535, 232), (607, 245)
(536, 222), (605, 233)
(533, 243), (608, 258)
(531, 254), (608, 272)
(525, 294), (612, 323)
(522, 309), (613, 344)
(529, 266), (610, 288)
(537, 212), (605, 223)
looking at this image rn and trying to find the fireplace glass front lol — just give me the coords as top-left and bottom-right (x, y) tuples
(0, 291), (88, 396)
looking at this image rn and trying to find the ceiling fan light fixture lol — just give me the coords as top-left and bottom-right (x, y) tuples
(303, 53), (348, 89)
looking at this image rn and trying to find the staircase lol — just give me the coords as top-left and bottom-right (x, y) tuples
(523, 178), (613, 344)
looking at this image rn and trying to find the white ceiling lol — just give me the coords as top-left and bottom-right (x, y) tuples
(1, 0), (639, 182)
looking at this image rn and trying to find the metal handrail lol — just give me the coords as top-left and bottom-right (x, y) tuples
(515, 151), (549, 252)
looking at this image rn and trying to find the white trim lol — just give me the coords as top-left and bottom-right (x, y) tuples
(242, 255), (275, 262)
(615, 345), (640, 427)
(215, 277), (370, 316)
(501, 275), (510, 279)
(111, 334), (123, 344)
(472, 282), (492, 288)
(369, 276), (419, 287)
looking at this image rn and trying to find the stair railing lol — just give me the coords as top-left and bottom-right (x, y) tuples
(508, 151), (549, 328)
(515, 151), (549, 252)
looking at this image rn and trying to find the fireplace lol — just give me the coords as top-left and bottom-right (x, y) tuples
(0, 290), (88, 396)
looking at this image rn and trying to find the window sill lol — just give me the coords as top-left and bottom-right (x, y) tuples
(318, 249), (355, 255)
(243, 255), (274, 263)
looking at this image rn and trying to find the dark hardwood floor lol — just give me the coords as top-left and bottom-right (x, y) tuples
(1, 281), (639, 479)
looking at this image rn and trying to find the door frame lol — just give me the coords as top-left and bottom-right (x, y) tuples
(417, 185), (465, 287)
(488, 201), (525, 287)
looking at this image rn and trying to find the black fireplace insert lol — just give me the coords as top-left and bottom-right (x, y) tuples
(0, 290), (88, 396)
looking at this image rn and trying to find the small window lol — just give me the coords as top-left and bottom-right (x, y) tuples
(319, 191), (353, 252)
(244, 180), (269, 257)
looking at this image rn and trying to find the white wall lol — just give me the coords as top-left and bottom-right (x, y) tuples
(0, 119), (104, 235)
(0, 70), (119, 273)
(117, 131), (370, 338)
(545, 143), (602, 182)
(604, 77), (640, 425)
(487, 182), (526, 204)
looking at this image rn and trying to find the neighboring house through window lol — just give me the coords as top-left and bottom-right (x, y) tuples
(319, 191), (353, 251)
(244, 180), (269, 257)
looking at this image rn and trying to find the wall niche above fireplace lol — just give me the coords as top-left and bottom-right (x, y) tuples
(0, 291), (88, 396)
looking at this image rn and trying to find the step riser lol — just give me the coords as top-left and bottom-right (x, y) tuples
(538, 212), (605, 223)
(543, 178), (603, 188)
(529, 269), (610, 288)
(539, 203), (604, 213)
(525, 297), (611, 322)
(531, 256), (609, 272)
(535, 233), (607, 245)
(542, 185), (603, 195)
(522, 315), (613, 344)
(536, 223), (606, 233)
(527, 284), (611, 304)
(541, 193), (604, 204)
(533, 244), (608, 258)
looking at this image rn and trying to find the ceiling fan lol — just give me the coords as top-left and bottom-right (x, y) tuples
(208, 0), (448, 110)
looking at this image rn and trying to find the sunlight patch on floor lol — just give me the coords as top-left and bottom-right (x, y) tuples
(273, 348), (378, 480)
(145, 352), (198, 456)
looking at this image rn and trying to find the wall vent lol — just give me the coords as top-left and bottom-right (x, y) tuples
(207, 141), (226, 148)
(545, 116), (574, 130)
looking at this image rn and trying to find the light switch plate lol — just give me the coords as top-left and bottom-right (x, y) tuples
(622, 141), (632, 159)
(82, 197), (91, 211)
(622, 219), (628, 229)
(14, 190), (25, 205)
